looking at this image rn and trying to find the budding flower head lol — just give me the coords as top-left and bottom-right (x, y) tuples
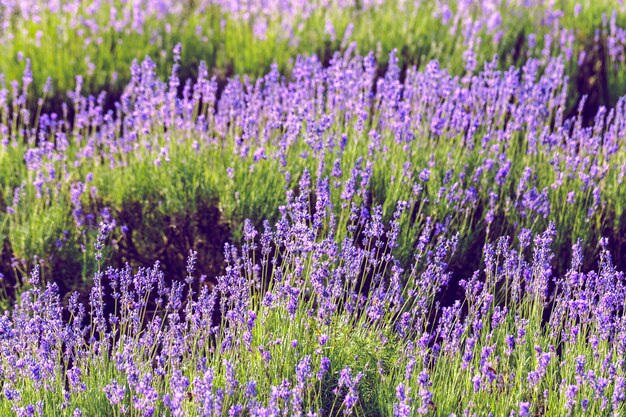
(94, 221), (114, 261)
(28, 264), (40, 286)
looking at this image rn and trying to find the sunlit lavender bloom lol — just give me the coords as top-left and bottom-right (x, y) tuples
(519, 402), (530, 417)
(613, 377), (626, 410)
(317, 357), (331, 381)
(394, 383), (410, 417)
(66, 367), (86, 393)
(565, 384), (579, 410)
(163, 369), (189, 417)
(104, 380), (126, 405)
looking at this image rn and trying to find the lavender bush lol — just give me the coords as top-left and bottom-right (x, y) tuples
(1, 188), (625, 415)
(1, 44), (625, 287)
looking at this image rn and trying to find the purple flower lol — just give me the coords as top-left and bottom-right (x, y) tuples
(317, 357), (331, 381)
(472, 374), (482, 393)
(565, 384), (579, 410)
(245, 380), (257, 399)
(518, 402), (530, 417)
(163, 370), (189, 417)
(67, 367), (86, 393)
(4, 386), (21, 402)
(394, 383), (410, 417)
(613, 377), (626, 409)
(335, 367), (363, 415)
(104, 380), (126, 406)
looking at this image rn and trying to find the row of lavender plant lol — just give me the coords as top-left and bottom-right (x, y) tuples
(1, 181), (624, 415)
(2, 0), (626, 105)
(1, 42), (625, 288)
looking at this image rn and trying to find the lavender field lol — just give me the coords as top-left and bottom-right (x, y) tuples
(2, 1), (626, 416)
